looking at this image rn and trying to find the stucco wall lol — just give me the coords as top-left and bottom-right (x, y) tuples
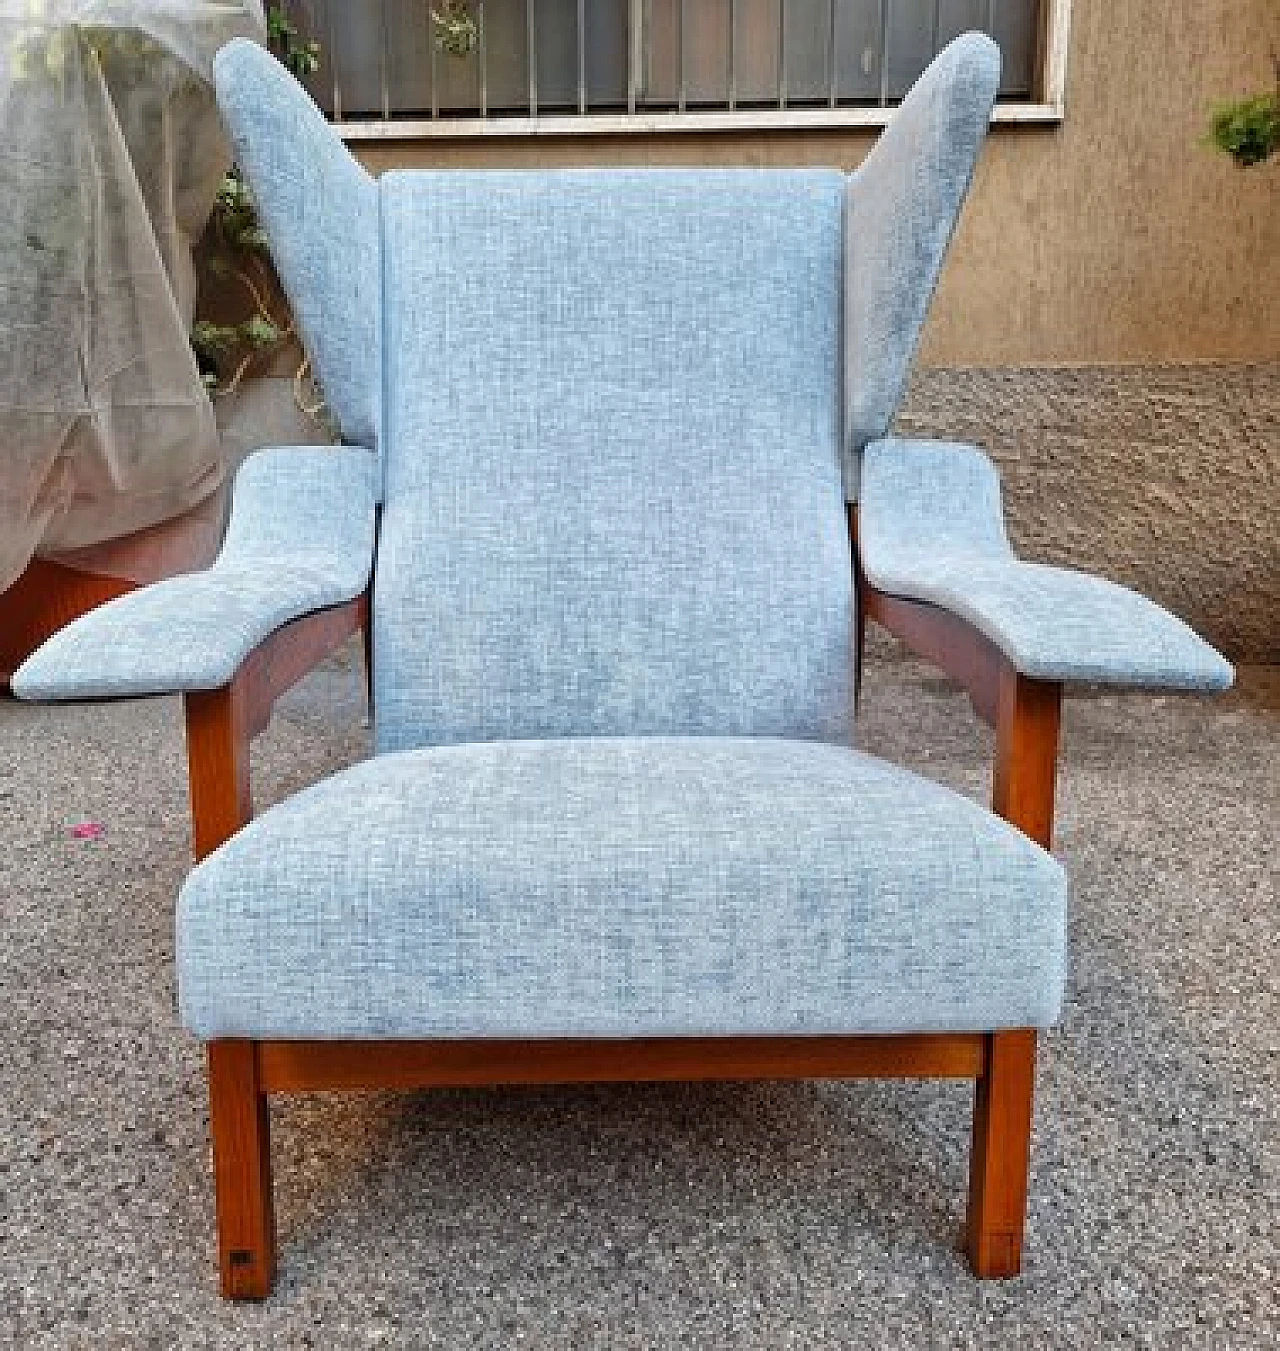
(897, 362), (1279, 661)
(273, 0), (1280, 656)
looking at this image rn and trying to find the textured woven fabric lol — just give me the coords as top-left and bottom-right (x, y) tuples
(375, 169), (852, 753)
(213, 38), (381, 457)
(843, 33), (1000, 496)
(858, 440), (1234, 690)
(177, 736), (1067, 1039)
(12, 447), (376, 700)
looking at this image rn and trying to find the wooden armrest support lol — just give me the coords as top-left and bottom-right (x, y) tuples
(862, 585), (1005, 728)
(850, 509), (1061, 851)
(850, 512), (1059, 1280)
(185, 592), (369, 860)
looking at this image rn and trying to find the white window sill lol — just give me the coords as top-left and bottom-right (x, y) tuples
(334, 100), (1065, 141)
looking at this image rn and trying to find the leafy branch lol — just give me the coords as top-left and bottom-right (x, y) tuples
(192, 172), (288, 397)
(265, 3), (320, 79)
(1209, 60), (1279, 167)
(432, 2), (479, 59)
(193, 6), (325, 420)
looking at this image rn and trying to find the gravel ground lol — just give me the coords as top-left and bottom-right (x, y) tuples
(1, 642), (1275, 1349)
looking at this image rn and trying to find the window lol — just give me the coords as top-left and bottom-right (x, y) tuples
(281, 0), (1070, 136)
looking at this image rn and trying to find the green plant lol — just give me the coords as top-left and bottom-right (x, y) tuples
(1210, 91), (1280, 166)
(191, 171), (284, 394)
(193, 6), (325, 419)
(1209, 59), (1280, 167)
(432, 1), (479, 58)
(266, 3), (321, 79)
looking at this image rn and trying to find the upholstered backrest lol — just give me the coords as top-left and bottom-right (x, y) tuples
(214, 39), (381, 455)
(842, 32), (1000, 493)
(374, 169), (853, 753)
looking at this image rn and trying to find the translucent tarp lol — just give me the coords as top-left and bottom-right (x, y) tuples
(0, 0), (266, 593)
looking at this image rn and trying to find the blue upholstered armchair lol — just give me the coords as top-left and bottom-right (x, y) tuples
(13, 33), (1231, 1298)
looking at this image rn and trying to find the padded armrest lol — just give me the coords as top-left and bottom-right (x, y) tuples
(858, 439), (1234, 692)
(12, 447), (377, 702)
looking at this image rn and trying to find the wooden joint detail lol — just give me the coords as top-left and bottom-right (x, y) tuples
(240, 593), (369, 736)
(862, 588), (1005, 727)
(182, 593), (370, 860)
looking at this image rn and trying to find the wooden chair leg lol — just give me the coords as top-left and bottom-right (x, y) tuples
(208, 1040), (276, 1299)
(991, 664), (1061, 851)
(966, 1028), (1037, 1277)
(967, 665), (1061, 1277)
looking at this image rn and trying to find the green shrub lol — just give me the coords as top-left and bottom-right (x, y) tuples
(1209, 90), (1280, 167)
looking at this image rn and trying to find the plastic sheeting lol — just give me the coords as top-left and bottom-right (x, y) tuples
(0, 0), (266, 593)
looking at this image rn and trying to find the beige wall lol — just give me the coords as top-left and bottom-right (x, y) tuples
(929, 0), (1279, 365)
(354, 0), (1279, 365)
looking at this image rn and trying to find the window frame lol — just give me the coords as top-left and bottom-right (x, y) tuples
(320, 0), (1071, 141)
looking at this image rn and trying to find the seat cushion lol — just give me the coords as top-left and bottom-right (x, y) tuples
(177, 738), (1067, 1039)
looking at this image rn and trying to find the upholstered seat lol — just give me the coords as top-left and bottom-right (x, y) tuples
(178, 736), (1066, 1040)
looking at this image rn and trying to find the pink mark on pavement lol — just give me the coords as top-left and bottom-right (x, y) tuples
(69, 822), (107, 841)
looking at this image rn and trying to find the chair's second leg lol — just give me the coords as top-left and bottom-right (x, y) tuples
(208, 1040), (276, 1299)
(966, 1028), (1037, 1278)
(966, 666), (1060, 1277)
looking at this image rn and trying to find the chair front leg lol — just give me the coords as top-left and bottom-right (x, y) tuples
(186, 683), (276, 1296)
(966, 665), (1061, 1277)
(207, 1040), (275, 1299)
(967, 1028), (1038, 1277)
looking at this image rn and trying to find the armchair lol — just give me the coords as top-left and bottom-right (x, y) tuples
(13, 32), (1232, 1298)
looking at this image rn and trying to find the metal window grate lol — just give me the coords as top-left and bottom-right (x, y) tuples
(283, 0), (1044, 133)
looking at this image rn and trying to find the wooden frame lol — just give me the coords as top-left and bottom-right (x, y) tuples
(1036, 0), (1073, 115)
(189, 519), (1062, 1299)
(0, 560), (136, 688)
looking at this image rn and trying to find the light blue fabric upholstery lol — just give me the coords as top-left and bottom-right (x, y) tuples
(843, 33), (1000, 496)
(177, 736), (1067, 1039)
(858, 440), (1234, 691)
(213, 39), (381, 457)
(11, 448), (377, 700)
(375, 169), (852, 754)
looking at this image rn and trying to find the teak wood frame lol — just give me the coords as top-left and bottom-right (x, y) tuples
(188, 516), (1062, 1299)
